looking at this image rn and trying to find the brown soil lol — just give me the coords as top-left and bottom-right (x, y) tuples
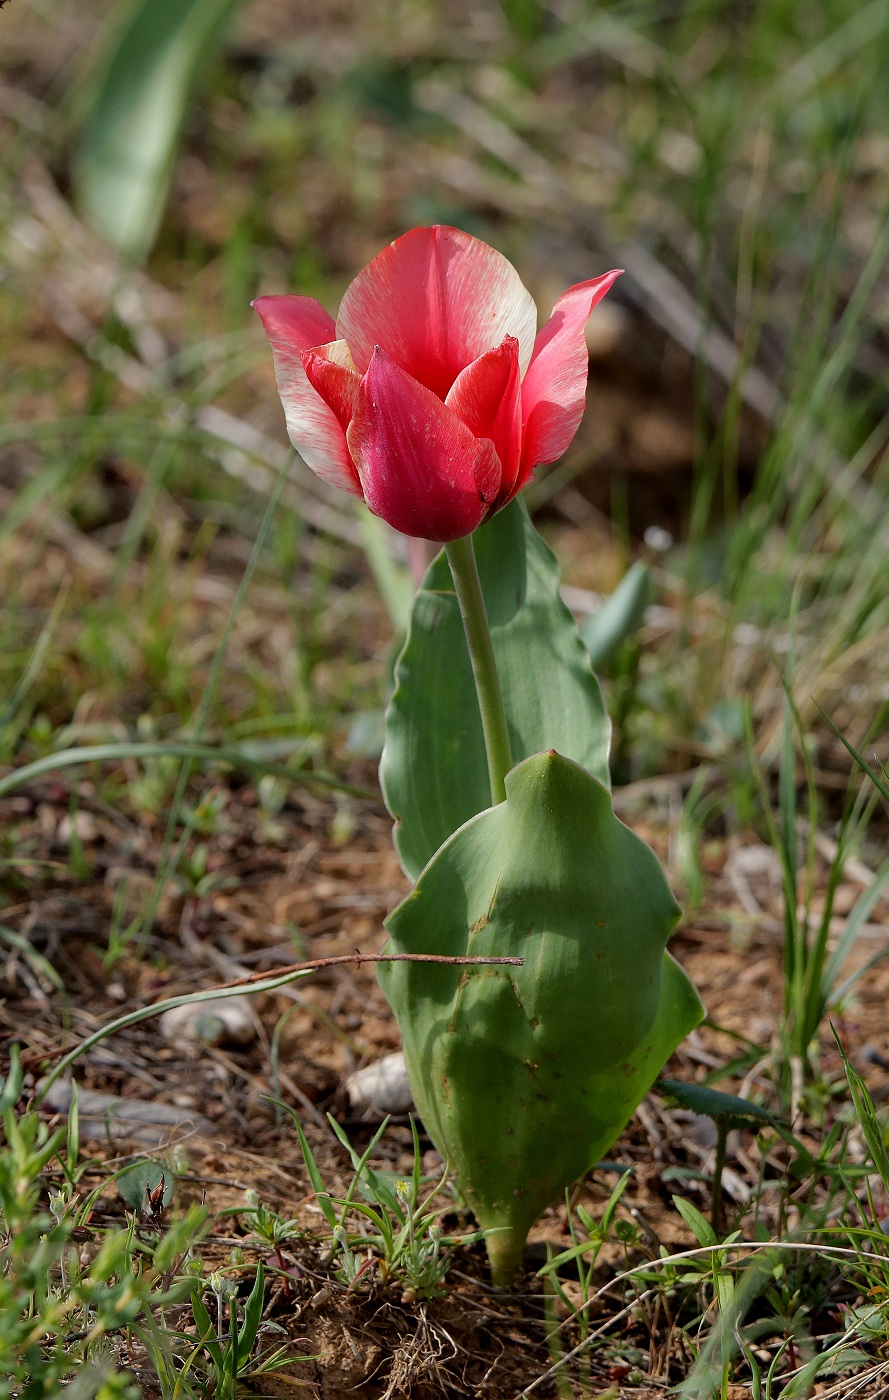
(4, 769), (889, 1398)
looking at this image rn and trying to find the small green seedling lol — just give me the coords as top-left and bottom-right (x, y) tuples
(658, 1080), (773, 1233)
(190, 1261), (292, 1399)
(278, 1101), (465, 1299)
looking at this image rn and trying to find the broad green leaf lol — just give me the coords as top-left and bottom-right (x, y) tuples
(381, 501), (611, 880)
(657, 1080), (773, 1130)
(378, 751), (703, 1281)
(580, 560), (654, 671)
(73, 0), (244, 260)
(117, 1159), (174, 1214)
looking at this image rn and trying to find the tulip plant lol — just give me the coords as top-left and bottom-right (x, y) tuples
(256, 226), (703, 1286)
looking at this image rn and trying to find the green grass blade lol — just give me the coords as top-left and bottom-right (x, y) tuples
(237, 1260), (265, 1369)
(832, 1026), (889, 1197)
(817, 706), (889, 807)
(192, 1291), (223, 1372)
(284, 1111), (338, 1230)
(823, 855), (889, 999)
(580, 561), (654, 672)
(0, 742), (375, 801)
(33, 969), (313, 1105)
(73, 0), (246, 259)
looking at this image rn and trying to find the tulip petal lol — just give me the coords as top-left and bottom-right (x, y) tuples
(445, 336), (523, 501)
(301, 341), (362, 431)
(346, 347), (501, 542)
(336, 226), (538, 399)
(252, 295), (362, 496)
(520, 271), (623, 479)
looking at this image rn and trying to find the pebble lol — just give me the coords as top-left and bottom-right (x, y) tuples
(346, 1051), (413, 1117)
(41, 1079), (214, 1145)
(158, 996), (256, 1048)
(57, 811), (99, 843)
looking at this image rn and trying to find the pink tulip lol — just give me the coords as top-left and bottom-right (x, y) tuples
(254, 226), (621, 542)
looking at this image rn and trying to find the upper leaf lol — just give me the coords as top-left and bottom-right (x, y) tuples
(381, 500), (611, 879)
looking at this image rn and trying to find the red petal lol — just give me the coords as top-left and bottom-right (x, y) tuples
(301, 341), (362, 431)
(519, 270), (623, 480)
(345, 347), (501, 542)
(252, 296), (362, 496)
(336, 226), (537, 399)
(445, 336), (522, 502)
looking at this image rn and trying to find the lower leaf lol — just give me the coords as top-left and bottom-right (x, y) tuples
(378, 750), (704, 1284)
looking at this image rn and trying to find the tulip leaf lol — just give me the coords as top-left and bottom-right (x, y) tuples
(580, 560), (654, 672)
(378, 750), (704, 1282)
(381, 500), (611, 880)
(73, 0), (244, 260)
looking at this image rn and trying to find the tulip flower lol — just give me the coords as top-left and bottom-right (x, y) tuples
(254, 226), (621, 542)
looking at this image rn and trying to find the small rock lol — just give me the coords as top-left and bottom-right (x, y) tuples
(643, 524), (673, 553)
(728, 843), (781, 878)
(58, 811), (99, 844)
(674, 1111), (718, 1149)
(42, 1080), (214, 1146)
(158, 996), (256, 1048)
(346, 1051), (413, 1117)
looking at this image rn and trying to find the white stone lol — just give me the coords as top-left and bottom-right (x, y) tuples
(158, 996), (256, 1048)
(346, 1052), (413, 1117)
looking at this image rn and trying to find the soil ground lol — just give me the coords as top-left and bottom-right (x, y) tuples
(5, 767), (889, 1398)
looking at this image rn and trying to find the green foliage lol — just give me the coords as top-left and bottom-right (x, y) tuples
(833, 1028), (889, 1200)
(189, 1262), (279, 1399)
(497, 0), (544, 43)
(380, 751), (703, 1284)
(3, 0), (888, 1379)
(0, 741), (369, 804)
(580, 562), (654, 674)
(74, 0), (246, 259)
(660, 1080), (775, 1234)
(116, 1159), (175, 1216)
(751, 691), (889, 1078)
(283, 1106), (462, 1299)
(539, 1172), (633, 1395)
(382, 502), (611, 880)
(658, 1080), (773, 1132)
(0, 1094), (206, 1397)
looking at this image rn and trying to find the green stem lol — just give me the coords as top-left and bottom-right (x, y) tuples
(444, 534), (512, 805)
(486, 1227), (525, 1289)
(712, 1122), (728, 1236)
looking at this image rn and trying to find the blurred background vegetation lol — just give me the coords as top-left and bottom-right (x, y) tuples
(4, 7), (889, 1390)
(2, 0), (889, 802)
